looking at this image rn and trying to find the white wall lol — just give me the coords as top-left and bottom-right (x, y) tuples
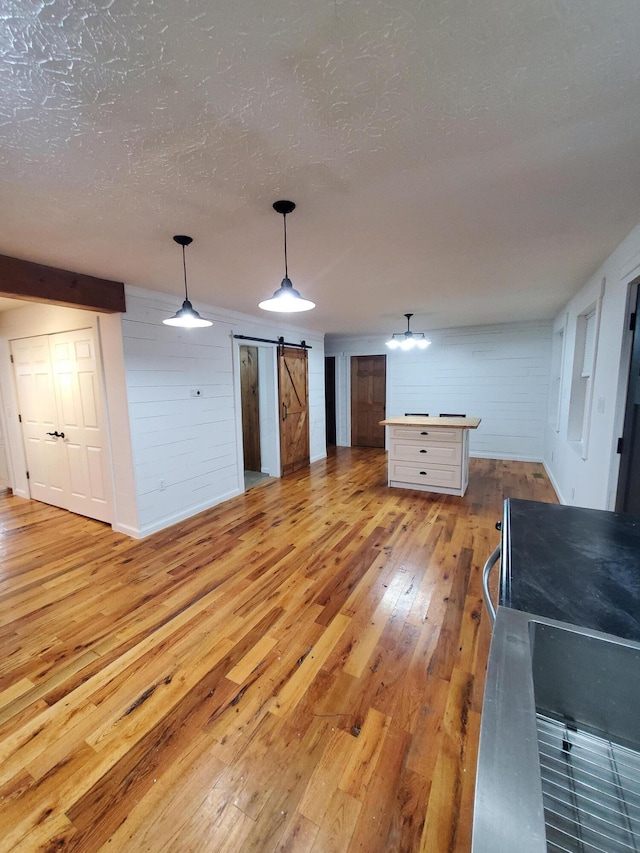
(326, 320), (552, 461)
(121, 287), (325, 537)
(0, 384), (13, 489)
(544, 222), (640, 509)
(99, 312), (140, 535)
(0, 290), (325, 538)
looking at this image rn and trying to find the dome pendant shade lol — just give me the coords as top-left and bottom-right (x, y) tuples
(163, 235), (212, 328)
(259, 277), (316, 313)
(385, 313), (431, 350)
(259, 201), (315, 313)
(163, 299), (212, 328)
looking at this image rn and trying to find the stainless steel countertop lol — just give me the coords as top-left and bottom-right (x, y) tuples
(472, 607), (547, 853)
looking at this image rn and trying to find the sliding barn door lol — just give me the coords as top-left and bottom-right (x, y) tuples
(278, 346), (309, 476)
(11, 329), (113, 523)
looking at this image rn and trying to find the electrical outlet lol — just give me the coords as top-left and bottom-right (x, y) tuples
(159, 479), (166, 491)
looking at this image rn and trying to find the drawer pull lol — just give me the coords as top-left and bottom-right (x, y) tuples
(420, 431), (429, 435)
(420, 471), (427, 475)
(419, 449), (427, 453)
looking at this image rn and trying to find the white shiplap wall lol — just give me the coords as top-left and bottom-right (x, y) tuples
(544, 220), (640, 509)
(123, 287), (325, 536)
(326, 320), (552, 461)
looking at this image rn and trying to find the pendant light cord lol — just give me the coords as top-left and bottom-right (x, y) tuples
(283, 213), (289, 278)
(182, 245), (189, 301)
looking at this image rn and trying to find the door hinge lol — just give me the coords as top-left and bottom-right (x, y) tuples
(26, 470), (29, 479)
(630, 312), (636, 332)
(617, 437), (624, 454)
(10, 353), (14, 363)
(18, 413), (22, 423)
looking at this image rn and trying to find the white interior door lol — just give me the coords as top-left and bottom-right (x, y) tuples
(11, 335), (69, 509)
(11, 329), (114, 523)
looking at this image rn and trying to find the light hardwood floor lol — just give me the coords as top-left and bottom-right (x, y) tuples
(0, 449), (557, 852)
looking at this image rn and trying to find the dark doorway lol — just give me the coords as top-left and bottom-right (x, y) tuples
(616, 284), (640, 516)
(351, 355), (386, 448)
(325, 357), (336, 446)
(240, 346), (261, 473)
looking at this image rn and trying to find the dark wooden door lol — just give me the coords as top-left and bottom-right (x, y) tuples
(351, 355), (386, 447)
(616, 287), (640, 515)
(278, 346), (310, 476)
(240, 346), (261, 472)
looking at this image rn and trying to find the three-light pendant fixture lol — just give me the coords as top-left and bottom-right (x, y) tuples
(385, 313), (431, 350)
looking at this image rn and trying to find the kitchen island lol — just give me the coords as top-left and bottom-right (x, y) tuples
(380, 415), (481, 496)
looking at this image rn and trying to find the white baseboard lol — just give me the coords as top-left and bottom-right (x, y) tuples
(111, 521), (144, 538)
(542, 460), (565, 504)
(122, 487), (244, 539)
(469, 451), (543, 463)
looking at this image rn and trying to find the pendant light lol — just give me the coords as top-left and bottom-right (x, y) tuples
(163, 235), (213, 328)
(385, 313), (431, 350)
(259, 200), (315, 313)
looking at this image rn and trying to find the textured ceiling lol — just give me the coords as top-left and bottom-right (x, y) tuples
(2, 0), (640, 338)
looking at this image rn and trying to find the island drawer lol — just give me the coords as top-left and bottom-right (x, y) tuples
(389, 461), (462, 489)
(389, 440), (460, 464)
(388, 426), (462, 444)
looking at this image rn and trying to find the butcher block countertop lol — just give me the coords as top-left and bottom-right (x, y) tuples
(380, 415), (481, 429)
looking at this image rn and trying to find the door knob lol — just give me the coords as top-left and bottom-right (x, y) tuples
(46, 430), (65, 439)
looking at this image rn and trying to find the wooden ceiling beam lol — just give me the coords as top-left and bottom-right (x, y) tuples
(0, 254), (126, 313)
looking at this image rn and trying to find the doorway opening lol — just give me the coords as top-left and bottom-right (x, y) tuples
(239, 345), (272, 491)
(325, 356), (336, 447)
(616, 281), (640, 515)
(237, 341), (310, 486)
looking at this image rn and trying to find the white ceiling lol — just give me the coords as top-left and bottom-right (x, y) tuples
(2, 0), (640, 339)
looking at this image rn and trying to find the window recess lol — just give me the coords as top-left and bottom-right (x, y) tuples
(567, 300), (601, 459)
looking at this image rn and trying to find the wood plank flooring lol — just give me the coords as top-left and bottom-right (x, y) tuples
(0, 449), (557, 852)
